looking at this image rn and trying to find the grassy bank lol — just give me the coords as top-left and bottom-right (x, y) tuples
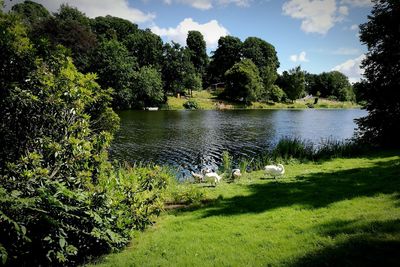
(164, 90), (360, 110)
(89, 150), (400, 266)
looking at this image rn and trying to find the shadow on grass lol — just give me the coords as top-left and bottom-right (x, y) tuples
(289, 219), (400, 266)
(201, 158), (400, 217)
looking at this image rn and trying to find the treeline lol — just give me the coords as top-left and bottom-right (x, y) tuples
(8, 1), (359, 109)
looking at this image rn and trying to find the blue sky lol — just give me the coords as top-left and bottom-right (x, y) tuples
(4, 0), (373, 82)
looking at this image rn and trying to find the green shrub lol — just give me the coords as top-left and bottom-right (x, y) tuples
(269, 85), (286, 102)
(183, 100), (199, 110)
(0, 14), (169, 266)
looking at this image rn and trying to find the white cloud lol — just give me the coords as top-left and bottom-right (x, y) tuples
(332, 54), (365, 83)
(151, 18), (229, 48)
(4, 0), (155, 23)
(218, 0), (252, 7)
(163, 0), (251, 10)
(340, 0), (372, 7)
(350, 24), (359, 30)
(290, 51), (309, 62)
(338, 5), (349, 16)
(174, 0), (213, 10)
(282, 0), (348, 34)
(333, 47), (360, 55)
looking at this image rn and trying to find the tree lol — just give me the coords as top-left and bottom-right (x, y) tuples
(31, 4), (97, 71)
(327, 71), (355, 101)
(278, 66), (305, 102)
(89, 39), (137, 109)
(131, 66), (164, 108)
(91, 15), (138, 41)
(184, 73), (202, 97)
(11, 0), (50, 26)
(356, 0), (400, 147)
(304, 71), (354, 101)
(208, 35), (242, 83)
(224, 59), (263, 104)
(268, 85), (286, 102)
(161, 42), (194, 94)
(242, 37), (280, 99)
(123, 29), (163, 68)
(186, 30), (208, 80)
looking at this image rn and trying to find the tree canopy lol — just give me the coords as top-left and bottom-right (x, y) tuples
(224, 59), (263, 103)
(305, 71), (355, 101)
(208, 35), (242, 83)
(278, 66), (306, 101)
(3, 0), (358, 109)
(356, 0), (400, 147)
(186, 30), (208, 78)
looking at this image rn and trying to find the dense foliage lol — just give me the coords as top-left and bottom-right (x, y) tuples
(278, 66), (306, 101)
(224, 59), (263, 103)
(7, 1), (357, 108)
(186, 31), (208, 82)
(305, 71), (355, 101)
(356, 0), (400, 147)
(0, 11), (171, 266)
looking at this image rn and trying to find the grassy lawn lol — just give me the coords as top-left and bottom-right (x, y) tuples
(165, 90), (360, 110)
(89, 151), (400, 266)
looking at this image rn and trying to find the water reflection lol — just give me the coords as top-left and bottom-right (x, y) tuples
(110, 109), (366, 174)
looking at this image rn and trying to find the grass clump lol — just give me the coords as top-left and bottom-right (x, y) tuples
(272, 137), (314, 160)
(221, 151), (233, 175)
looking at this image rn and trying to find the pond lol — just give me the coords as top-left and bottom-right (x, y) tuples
(110, 109), (367, 175)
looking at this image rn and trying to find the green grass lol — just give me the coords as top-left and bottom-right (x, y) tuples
(88, 151), (400, 266)
(164, 90), (360, 110)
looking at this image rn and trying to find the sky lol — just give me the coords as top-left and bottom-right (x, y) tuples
(3, 0), (374, 83)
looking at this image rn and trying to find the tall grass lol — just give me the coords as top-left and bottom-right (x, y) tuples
(236, 137), (366, 172)
(221, 151), (232, 174)
(272, 137), (314, 160)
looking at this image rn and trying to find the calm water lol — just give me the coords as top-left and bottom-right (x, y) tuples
(110, 109), (367, 174)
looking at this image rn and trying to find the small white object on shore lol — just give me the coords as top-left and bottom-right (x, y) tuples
(231, 168), (241, 179)
(204, 171), (222, 186)
(264, 164), (285, 179)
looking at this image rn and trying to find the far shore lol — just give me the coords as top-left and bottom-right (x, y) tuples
(162, 90), (361, 111)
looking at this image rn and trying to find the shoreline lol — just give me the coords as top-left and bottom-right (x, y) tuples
(162, 90), (361, 111)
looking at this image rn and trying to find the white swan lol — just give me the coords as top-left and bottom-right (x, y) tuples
(264, 164), (285, 179)
(231, 168), (241, 179)
(204, 172), (222, 186)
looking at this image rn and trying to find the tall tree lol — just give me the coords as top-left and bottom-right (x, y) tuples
(356, 0), (400, 146)
(123, 29), (163, 68)
(278, 66), (305, 102)
(89, 39), (137, 109)
(90, 15), (138, 41)
(224, 59), (263, 104)
(186, 30), (208, 80)
(131, 66), (164, 108)
(31, 4), (97, 71)
(161, 42), (194, 95)
(11, 0), (50, 26)
(208, 35), (242, 83)
(242, 37), (279, 99)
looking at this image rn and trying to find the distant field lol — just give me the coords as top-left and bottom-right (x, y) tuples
(164, 90), (360, 110)
(89, 151), (400, 267)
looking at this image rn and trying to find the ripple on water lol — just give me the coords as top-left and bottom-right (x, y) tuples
(111, 109), (367, 179)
